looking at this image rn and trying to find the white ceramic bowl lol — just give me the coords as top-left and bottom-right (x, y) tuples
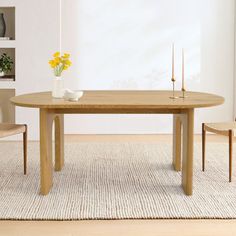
(64, 90), (83, 101)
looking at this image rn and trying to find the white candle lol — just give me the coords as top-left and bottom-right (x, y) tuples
(172, 43), (175, 79)
(59, 0), (62, 53)
(182, 49), (185, 90)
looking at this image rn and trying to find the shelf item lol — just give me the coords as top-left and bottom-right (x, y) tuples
(0, 48), (15, 80)
(0, 12), (6, 37)
(0, 7), (15, 40)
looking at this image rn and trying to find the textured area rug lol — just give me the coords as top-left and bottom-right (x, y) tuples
(0, 142), (236, 220)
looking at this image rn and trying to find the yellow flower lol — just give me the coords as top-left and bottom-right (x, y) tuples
(54, 57), (61, 64)
(49, 60), (56, 68)
(64, 60), (72, 66)
(63, 53), (70, 59)
(49, 52), (72, 74)
(53, 52), (60, 58)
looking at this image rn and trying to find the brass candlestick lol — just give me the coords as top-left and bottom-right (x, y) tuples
(179, 49), (188, 99)
(169, 77), (178, 99)
(169, 43), (178, 99)
(179, 87), (188, 99)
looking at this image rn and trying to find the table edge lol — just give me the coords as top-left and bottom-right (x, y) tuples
(10, 91), (225, 110)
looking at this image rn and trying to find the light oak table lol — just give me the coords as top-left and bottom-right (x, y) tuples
(11, 91), (224, 196)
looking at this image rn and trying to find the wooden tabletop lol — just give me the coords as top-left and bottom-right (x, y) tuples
(10, 91), (224, 112)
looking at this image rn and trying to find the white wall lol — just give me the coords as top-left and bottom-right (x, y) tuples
(0, 0), (234, 139)
(62, 0), (235, 135)
(0, 0), (60, 140)
(16, 0), (60, 140)
(234, 0), (236, 120)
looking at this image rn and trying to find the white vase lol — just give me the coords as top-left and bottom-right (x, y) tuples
(52, 76), (65, 98)
(0, 71), (5, 77)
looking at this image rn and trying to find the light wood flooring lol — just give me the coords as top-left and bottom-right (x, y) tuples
(0, 134), (235, 236)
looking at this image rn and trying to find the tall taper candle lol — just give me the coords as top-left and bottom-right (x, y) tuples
(172, 43), (175, 81)
(182, 48), (185, 90)
(179, 48), (188, 98)
(170, 43), (178, 99)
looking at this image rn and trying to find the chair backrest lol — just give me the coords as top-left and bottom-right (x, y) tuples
(0, 123), (26, 139)
(0, 89), (15, 123)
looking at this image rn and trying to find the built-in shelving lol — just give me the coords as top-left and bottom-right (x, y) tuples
(0, 75), (15, 81)
(0, 7), (16, 82)
(0, 40), (16, 48)
(0, 6), (16, 123)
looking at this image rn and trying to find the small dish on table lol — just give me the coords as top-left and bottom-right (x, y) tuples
(64, 89), (83, 102)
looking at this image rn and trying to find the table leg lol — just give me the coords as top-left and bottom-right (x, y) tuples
(173, 115), (182, 171)
(181, 109), (194, 196)
(55, 114), (64, 171)
(40, 109), (54, 195)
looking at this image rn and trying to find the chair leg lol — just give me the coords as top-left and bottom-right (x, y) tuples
(229, 130), (233, 182)
(23, 125), (27, 175)
(202, 123), (206, 172)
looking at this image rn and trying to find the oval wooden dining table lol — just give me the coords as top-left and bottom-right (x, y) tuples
(11, 91), (224, 196)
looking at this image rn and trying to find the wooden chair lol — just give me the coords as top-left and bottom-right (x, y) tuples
(0, 123), (27, 175)
(202, 122), (235, 182)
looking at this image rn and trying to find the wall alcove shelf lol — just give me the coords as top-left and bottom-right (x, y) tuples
(0, 7), (15, 40)
(0, 6), (16, 82)
(0, 75), (15, 81)
(0, 6), (16, 123)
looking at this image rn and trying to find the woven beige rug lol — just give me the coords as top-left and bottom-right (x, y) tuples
(0, 142), (235, 220)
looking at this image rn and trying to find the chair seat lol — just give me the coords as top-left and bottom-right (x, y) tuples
(0, 123), (26, 138)
(202, 122), (235, 182)
(204, 122), (236, 136)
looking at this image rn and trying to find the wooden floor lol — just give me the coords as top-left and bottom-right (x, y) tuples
(1, 220), (236, 236)
(0, 134), (235, 236)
